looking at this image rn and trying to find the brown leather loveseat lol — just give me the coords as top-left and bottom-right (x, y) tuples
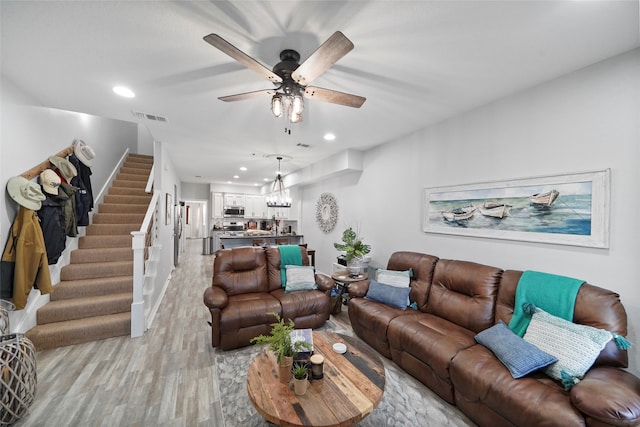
(348, 251), (640, 427)
(203, 245), (334, 350)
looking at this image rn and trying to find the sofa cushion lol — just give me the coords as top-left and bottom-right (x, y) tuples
(450, 344), (586, 427)
(365, 279), (411, 310)
(284, 265), (317, 293)
(427, 259), (502, 333)
(523, 308), (613, 387)
(475, 320), (557, 378)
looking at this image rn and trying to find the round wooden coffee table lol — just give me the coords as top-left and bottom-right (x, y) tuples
(247, 331), (385, 427)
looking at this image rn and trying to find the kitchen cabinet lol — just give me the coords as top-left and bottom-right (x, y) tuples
(245, 195), (267, 218)
(268, 207), (290, 220)
(224, 193), (245, 207)
(212, 192), (224, 218)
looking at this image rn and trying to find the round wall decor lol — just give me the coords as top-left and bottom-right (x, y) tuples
(316, 193), (338, 233)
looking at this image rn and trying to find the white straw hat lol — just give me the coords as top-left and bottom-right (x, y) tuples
(39, 169), (61, 195)
(49, 156), (77, 182)
(7, 176), (46, 210)
(73, 139), (95, 167)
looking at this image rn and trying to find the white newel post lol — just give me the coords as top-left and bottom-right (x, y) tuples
(131, 231), (146, 337)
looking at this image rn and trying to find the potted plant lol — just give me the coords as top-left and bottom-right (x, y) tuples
(334, 227), (371, 276)
(250, 312), (311, 384)
(292, 362), (309, 395)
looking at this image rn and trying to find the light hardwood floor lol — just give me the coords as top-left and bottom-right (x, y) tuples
(15, 239), (229, 426)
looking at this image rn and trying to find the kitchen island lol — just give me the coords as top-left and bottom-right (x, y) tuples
(218, 234), (303, 250)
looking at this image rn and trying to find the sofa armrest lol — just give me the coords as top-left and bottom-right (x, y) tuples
(314, 272), (335, 292)
(571, 366), (640, 426)
(348, 280), (370, 298)
(203, 286), (228, 310)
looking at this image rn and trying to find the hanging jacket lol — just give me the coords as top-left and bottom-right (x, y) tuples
(69, 154), (93, 226)
(69, 154), (93, 225)
(1, 206), (52, 309)
(37, 190), (68, 264)
(58, 182), (78, 237)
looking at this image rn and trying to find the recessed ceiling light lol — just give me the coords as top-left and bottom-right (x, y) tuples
(240, 166), (247, 171)
(113, 86), (135, 98)
(253, 183), (259, 186)
(323, 133), (336, 141)
(233, 175), (239, 179)
(227, 181), (232, 184)
(263, 178), (270, 182)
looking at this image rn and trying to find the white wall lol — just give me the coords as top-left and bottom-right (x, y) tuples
(300, 49), (640, 376)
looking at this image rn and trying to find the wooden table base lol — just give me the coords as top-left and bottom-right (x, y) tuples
(247, 331), (385, 427)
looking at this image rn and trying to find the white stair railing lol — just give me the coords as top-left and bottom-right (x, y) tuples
(131, 188), (160, 338)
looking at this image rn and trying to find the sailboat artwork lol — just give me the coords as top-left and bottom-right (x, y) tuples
(423, 170), (611, 248)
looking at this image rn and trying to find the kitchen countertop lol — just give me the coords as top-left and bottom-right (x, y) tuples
(219, 233), (302, 239)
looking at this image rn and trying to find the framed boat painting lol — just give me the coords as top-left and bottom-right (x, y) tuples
(423, 169), (610, 248)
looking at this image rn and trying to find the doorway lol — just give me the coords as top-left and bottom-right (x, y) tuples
(184, 201), (208, 239)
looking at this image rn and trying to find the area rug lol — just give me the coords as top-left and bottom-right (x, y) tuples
(214, 319), (475, 427)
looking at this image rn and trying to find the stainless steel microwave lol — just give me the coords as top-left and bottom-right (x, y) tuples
(223, 206), (244, 217)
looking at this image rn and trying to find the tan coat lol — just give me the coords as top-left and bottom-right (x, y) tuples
(1, 206), (52, 309)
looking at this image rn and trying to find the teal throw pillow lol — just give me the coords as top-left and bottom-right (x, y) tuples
(475, 320), (557, 379)
(365, 279), (411, 310)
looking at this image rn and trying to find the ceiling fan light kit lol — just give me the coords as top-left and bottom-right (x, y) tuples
(204, 31), (366, 124)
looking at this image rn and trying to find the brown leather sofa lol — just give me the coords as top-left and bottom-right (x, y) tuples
(348, 251), (640, 427)
(203, 245), (333, 350)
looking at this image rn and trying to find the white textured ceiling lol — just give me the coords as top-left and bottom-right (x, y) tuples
(2, 1), (638, 187)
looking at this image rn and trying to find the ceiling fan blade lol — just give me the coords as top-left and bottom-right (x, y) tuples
(219, 89), (275, 102)
(304, 86), (366, 108)
(292, 31), (354, 86)
(204, 34), (282, 84)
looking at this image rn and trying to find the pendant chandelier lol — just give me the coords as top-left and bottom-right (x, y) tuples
(266, 156), (292, 208)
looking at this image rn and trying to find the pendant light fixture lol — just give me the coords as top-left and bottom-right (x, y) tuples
(266, 156), (292, 208)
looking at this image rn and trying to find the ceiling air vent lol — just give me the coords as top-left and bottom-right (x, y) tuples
(131, 110), (168, 122)
(296, 143), (310, 148)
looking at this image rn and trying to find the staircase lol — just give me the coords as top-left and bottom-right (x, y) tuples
(26, 153), (153, 351)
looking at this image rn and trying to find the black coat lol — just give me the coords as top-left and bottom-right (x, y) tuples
(69, 154), (94, 226)
(37, 191), (68, 265)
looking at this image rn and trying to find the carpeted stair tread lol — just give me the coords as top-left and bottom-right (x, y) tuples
(79, 235), (132, 249)
(126, 153), (153, 162)
(86, 223), (141, 235)
(92, 213), (146, 224)
(111, 179), (147, 190)
(116, 173), (148, 182)
(98, 203), (148, 213)
(51, 276), (133, 301)
(104, 194), (151, 204)
(119, 166), (151, 176)
(108, 187), (150, 197)
(61, 260), (133, 281)
(37, 293), (133, 324)
(26, 312), (131, 351)
(70, 247), (133, 264)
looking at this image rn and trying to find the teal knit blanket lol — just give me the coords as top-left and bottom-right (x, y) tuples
(279, 245), (303, 286)
(508, 270), (584, 337)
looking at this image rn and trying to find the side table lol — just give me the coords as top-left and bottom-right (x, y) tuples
(330, 271), (368, 314)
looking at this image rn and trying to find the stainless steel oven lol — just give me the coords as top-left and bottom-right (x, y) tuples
(223, 221), (245, 232)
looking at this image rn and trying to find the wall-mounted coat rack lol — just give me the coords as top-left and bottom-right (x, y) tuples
(19, 146), (75, 181)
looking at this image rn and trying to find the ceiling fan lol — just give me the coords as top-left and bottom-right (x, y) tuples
(203, 31), (366, 122)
